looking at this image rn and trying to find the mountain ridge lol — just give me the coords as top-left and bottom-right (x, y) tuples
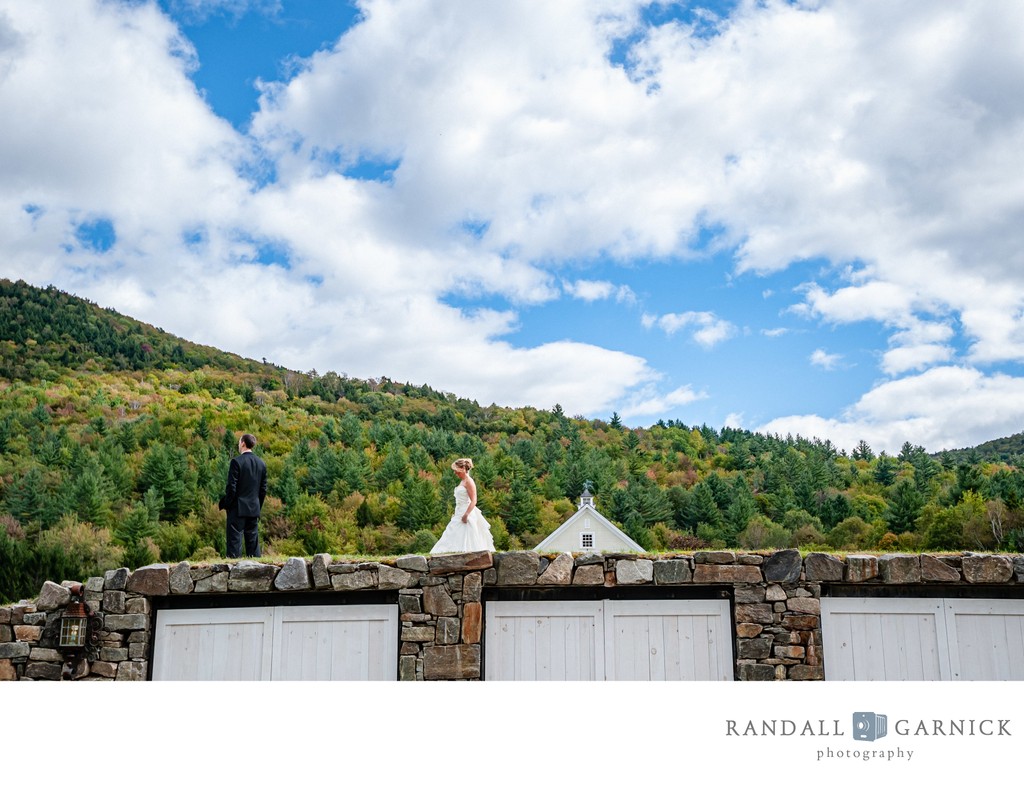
(2, 277), (1023, 605)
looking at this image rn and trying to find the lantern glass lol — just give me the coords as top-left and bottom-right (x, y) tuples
(60, 614), (87, 648)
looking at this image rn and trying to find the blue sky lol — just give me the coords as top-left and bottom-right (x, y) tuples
(3, 0), (1024, 453)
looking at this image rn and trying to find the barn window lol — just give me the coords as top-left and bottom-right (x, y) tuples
(580, 532), (595, 549)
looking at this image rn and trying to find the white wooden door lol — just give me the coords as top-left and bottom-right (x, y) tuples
(153, 605), (397, 681)
(485, 600), (604, 680)
(604, 599), (733, 680)
(944, 599), (1024, 680)
(821, 597), (952, 680)
(484, 599), (733, 681)
(153, 606), (276, 680)
(272, 605), (398, 681)
(822, 596), (1024, 681)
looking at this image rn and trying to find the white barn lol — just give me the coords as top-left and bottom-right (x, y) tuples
(533, 487), (645, 554)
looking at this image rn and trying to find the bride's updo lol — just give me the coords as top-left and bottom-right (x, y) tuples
(451, 458), (474, 472)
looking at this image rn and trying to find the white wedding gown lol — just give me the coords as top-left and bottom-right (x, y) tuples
(430, 484), (496, 554)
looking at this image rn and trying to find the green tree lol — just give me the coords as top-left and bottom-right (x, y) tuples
(139, 442), (190, 520)
(886, 478), (924, 534)
(851, 440), (874, 462)
(115, 500), (160, 569)
(818, 491), (853, 531)
(307, 445), (342, 496)
(873, 453), (899, 487)
(5, 467), (50, 527)
(827, 516), (872, 550)
(921, 507), (965, 551)
(725, 477), (757, 534)
(503, 469), (539, 536)
(274, 462), (301, 507)
(66, 456), (114, 527)
(623, 510), (653, 551)
(688, 482), (724, 531)
(374, 442), (409, 489)
(397, 477), (443, 532)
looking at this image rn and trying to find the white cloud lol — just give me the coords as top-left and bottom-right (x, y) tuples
(800, 281), (917, 325)
(881, 344), (954, 375)
(762, 327), (789, 338)
(810, 348), (842, 370)
(756, 366), (1024, 453)
(5, 0), (1024, 440)
(644, 311), (737, 348)
(563, 278), (636, 304)
(618, 384), (707, 419)
(166, 0), (281, 23)
(0, 0), (662, 419)
(724, 412), (745, 429)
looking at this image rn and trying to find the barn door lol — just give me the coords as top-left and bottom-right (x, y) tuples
(153, 604), (397, 681)
(820, 597), (952, 680)
(272, 604), (398, 680)
(484, 601), (604, 680)
(944, 599), (1024, 680)
(484, 599), (733, 680)
(604, 599), (733, 680)
(153, 606), (276, 680)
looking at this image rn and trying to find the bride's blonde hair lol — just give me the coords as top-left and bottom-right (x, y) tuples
(451, 458), (474, 472)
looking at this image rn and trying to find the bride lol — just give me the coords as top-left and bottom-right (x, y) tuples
(430, 458), (496, 554)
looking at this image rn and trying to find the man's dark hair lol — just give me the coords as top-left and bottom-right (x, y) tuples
(241, 433), (257, 449)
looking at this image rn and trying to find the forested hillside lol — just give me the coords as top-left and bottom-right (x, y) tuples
(2, 278), (1022, 602)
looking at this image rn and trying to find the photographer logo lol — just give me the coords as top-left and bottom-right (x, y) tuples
(853, 712), (888, 742)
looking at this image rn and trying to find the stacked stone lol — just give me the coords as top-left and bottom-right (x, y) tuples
(0, 570), (151, 681)
(726, 550), (826, 681)
(0, 595), (53, 681)
(2, 549), (1023, 682)
(399, 551), (491, 680)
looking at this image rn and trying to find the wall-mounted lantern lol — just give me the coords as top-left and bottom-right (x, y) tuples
(58, 584), (96, 679)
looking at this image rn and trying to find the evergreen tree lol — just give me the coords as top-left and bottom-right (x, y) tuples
(725, 476), (757, 534)
(703, 472), (732, 511)
(339, 412), (366, 448)
(0, 414), (12, 453)
(953, 462), (985, 500)
(667, 486), (692, 531)
(6, 467), (50, 527)
(307, 445), (342, 496)
(66, 456), (114, 527)
(817, 491), (853, 531)
(851, 440), (875, 462)
(873, 453), (899, 486)
(397, 477), (442, 531)
(688, 482), (723, 531)
(635, 481), (673, 527)
(194, 413), (211, 441)
(115, 421), (138, 453)
(115, 500), (159, 569)
(561, 438), (588, 501)
(503, 470), (539, 536)
(275, 462), (301, 507)
(886, 478), (925, 533)
(139, 443), (189, 520)
(356, 499), (377, 527)
(623, 510), (653, 551)
(375, 442), (409, 489)
(727, 439), (752, 470)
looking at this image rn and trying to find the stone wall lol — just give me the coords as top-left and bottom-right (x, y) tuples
(2, 549), (1022, 682)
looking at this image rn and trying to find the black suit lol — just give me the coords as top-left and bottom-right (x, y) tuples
(223, 450), (267, 558)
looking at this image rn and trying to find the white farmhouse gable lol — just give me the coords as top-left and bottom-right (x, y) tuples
(533, 488), (644, 554)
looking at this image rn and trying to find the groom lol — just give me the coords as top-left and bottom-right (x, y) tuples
(220, 433), (267, 558)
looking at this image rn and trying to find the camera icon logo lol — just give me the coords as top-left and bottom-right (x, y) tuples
(852, 711), (888, 741)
